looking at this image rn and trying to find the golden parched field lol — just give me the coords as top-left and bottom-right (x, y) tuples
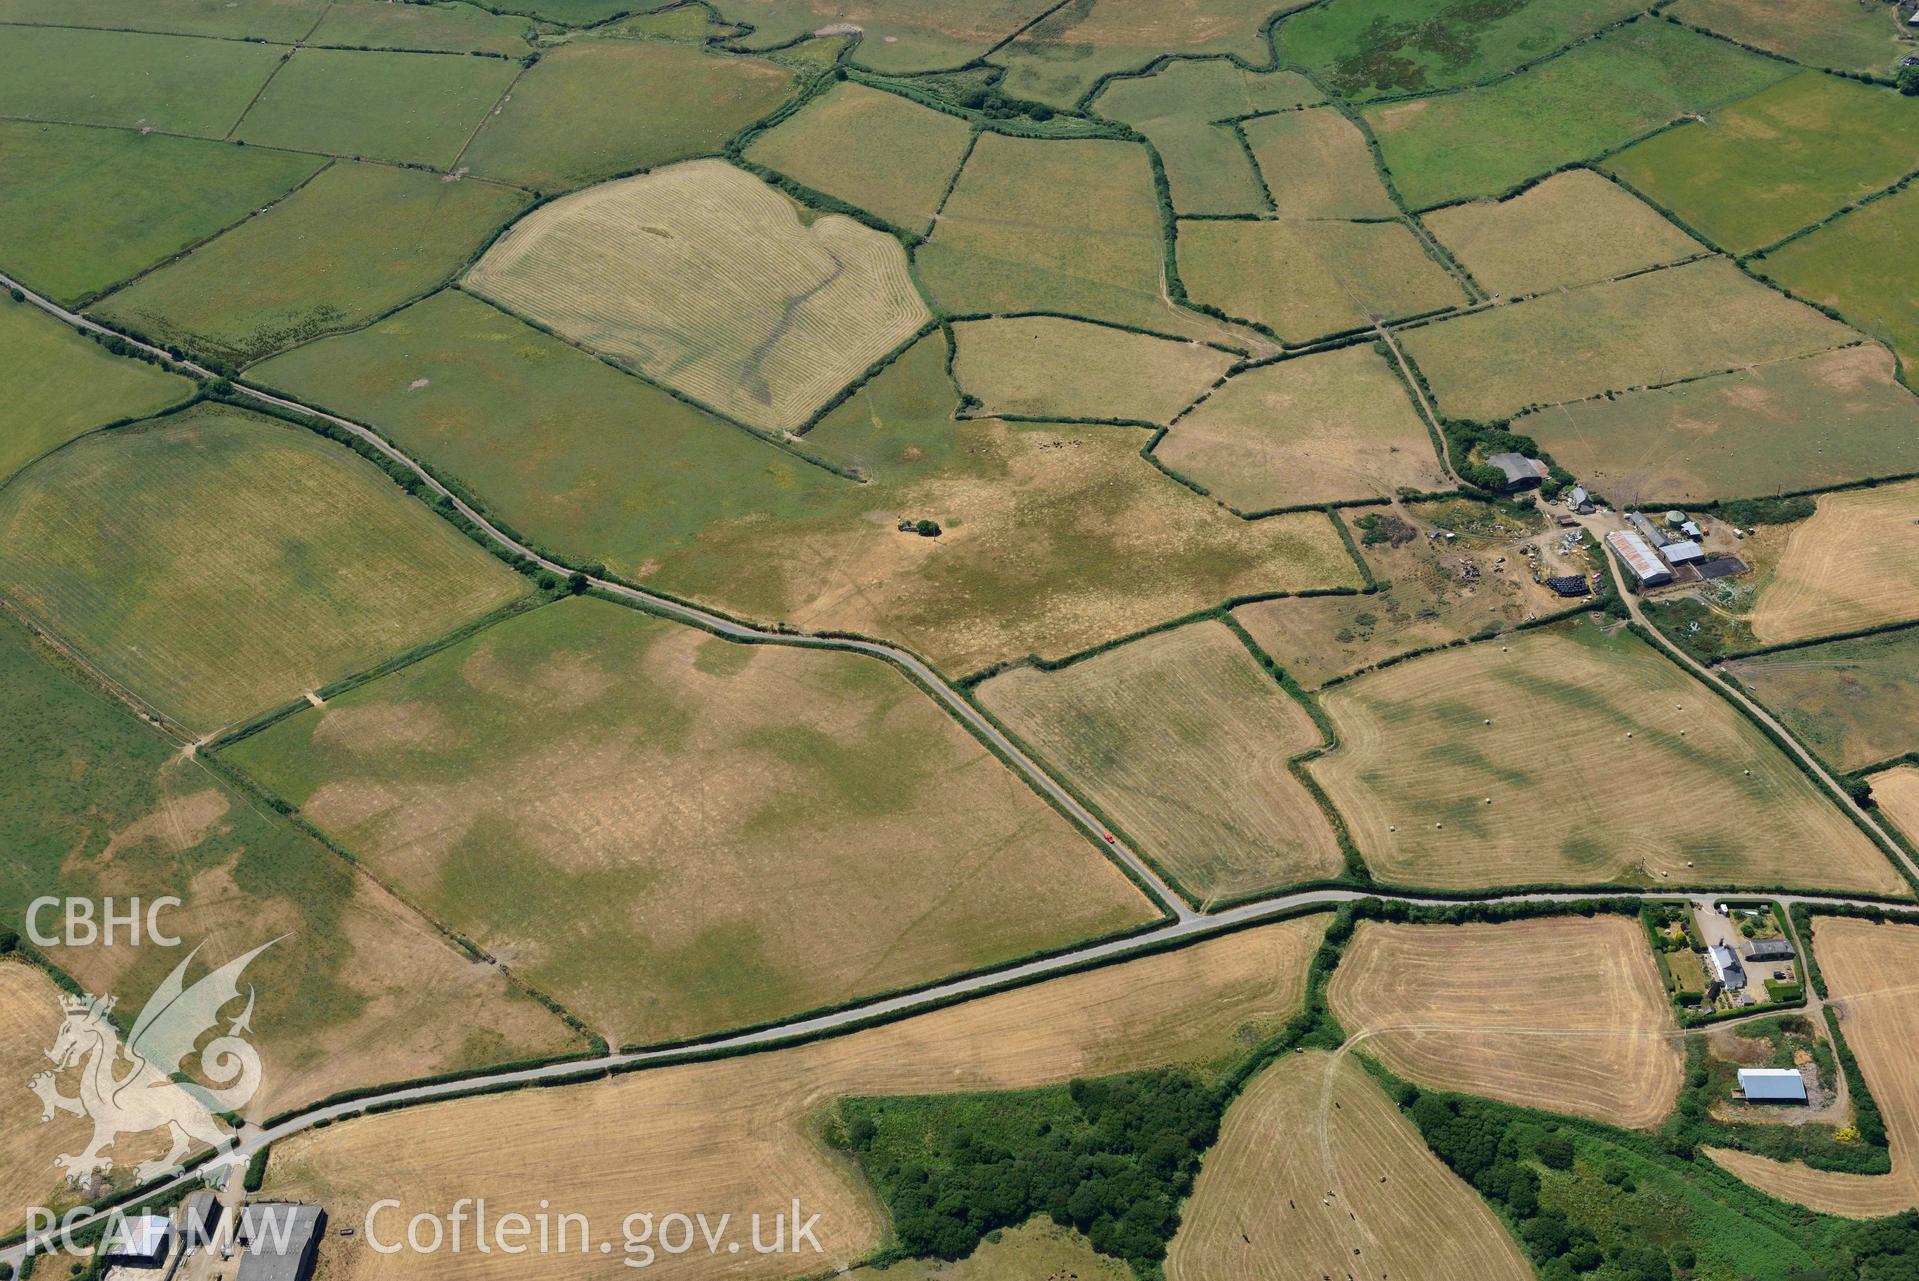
(463, 159), (929, 433)
(948, 316), (1236, 424)
(1709, 917), (1919, 1216)
(1165, 1051), (1534, 1281)
(0, 958), (121, 1235)
(1154, 342), (1447, 511)
(261, 915), (1329, 1281)
(1870, 766), (1919, 849)
(1327, 917), (1683, 1128)
(1306, 621), (1905, 894)
(976, 620), (1342, 904)
(1748, 479), (1919, 646)
(1419, 169), (1702, 298)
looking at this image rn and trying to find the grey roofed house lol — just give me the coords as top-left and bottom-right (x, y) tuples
(1745, 937), (1796, 962)
(237, 1204), (325, 1281)
(1707, 944), (1747, 991)
(1486, 452), (1550, 490)
(1567, 486), (1594, 513)
(1738, 1067), (1809, 1103)
(1626, 511), (1671, 546)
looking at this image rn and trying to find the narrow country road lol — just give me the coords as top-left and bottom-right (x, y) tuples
(5, 272), (1918, 1269)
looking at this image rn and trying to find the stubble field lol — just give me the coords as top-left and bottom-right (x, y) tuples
(1747, 479), (1919, 645)
(1306, 621), (1905, 893)
(260, 915), (1330, 1280)
(976, 620), (1343, 904)
(224, 595), (1158, 1045)
(0, 403), (529, 733)
(1242, 106), (1396, 219)
(463, 159), (929, 433)
(1328, 917), (1682, 1128)
(1165, 1051), (1535, 1281)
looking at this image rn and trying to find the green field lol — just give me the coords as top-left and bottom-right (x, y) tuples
(0, 121), (325, 305)
(307, 0), (536, 54)
(0, 603), (583, 1117)
(1419, 168), (1700, 298)
(1517, 344), (1919, 505)
(1091, 61), (1322, 215)
(1668, 0), (1910, 76)
(463, 39), (796, 192)
(0, 403), (528, 733)
(1754, 182), (1919, 391)
(0, 298), (194, 481)
(223, 594), (1157, 1044)
(990, 0), (1287, 108)
(1273, 0), (1647, 99)
(1177, 218), (1467, 342)
(234, 46), (518, 169)
(0, 24), (281, 135)
(248, 287), (849, 578)
(918, 132), (1245, 345)
(0, 0), (327, 39)
(1728, 628), (1919, 773)
(1607, 72), (1919, 256)
(1400, 257), (1859, 421)
(94, 161), (528, 366)
(743, 81), (974, 235)
(1364, 20), (1794, 208)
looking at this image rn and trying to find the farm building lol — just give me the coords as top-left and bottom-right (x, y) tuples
(1745, 937), (1795, 962)
(1567, 486), (1594, 513)
(104, 1214), (171, 1269)
(1662, 539), (1705, 565)
(237, 1204), (325, 1281)
(1626, 512), (1672, 547)
(1606, 530), (1671, 586)
(1707, 944), (1747, 992)
(1487, 451), (1550, 490)
(1545, 574), (1592, 597)
(1737, 1068), (1809, 1104)
(181, 1190), (223, 1251)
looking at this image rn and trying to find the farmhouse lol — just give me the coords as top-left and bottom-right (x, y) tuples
(237, 1203), (325, 1281)
(1486, 451), (1550, 490)
(1737, 1067), (1809, 1104)
(1707, 944), (1747, 992)
(1606, 530), (1671, 586)
(1744, 937), (1795, 962)
(103, 1214), (171, 1270)
(1567, 486), (1594, 513)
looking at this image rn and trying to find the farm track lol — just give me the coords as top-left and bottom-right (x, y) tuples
(5, 270), (1919, 1266)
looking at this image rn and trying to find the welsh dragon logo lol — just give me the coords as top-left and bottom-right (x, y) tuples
(28, 940), (275, 1185)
